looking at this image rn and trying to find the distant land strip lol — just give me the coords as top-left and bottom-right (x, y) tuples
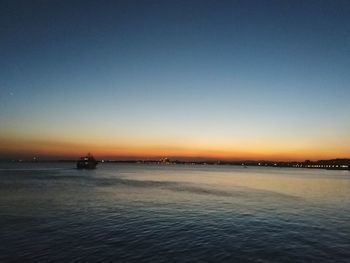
(3, 158), (350, 171)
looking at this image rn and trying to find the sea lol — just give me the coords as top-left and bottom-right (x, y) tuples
(0, 163), (349, 262)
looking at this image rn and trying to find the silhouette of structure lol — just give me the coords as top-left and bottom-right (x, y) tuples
(77, 153), (98, 169)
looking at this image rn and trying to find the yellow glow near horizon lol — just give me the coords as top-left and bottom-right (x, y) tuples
(1, 131), (349, 161)
(1, 113), (349, 161)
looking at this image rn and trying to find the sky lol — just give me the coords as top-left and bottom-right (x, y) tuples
(0, 0), (349, 161)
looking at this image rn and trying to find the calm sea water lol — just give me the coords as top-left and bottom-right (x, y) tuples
(0, 163), (349, 262)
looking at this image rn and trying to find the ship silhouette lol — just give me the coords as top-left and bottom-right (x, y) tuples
(77, 153), (98, 169)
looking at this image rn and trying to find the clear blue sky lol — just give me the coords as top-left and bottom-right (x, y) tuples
(1, 0), (349, 160)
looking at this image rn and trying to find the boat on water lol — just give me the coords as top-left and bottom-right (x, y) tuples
(77, 153), (98, 169)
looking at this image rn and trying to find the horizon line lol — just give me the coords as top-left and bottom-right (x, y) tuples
(1, 156), (349, 163)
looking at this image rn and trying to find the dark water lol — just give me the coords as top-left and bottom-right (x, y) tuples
(0, 163), (349, 262)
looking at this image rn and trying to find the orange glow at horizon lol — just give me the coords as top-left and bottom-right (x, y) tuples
(1, 134), (349, 161)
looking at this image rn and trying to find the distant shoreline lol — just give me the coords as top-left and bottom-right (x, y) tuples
(1, 158), (349, 171)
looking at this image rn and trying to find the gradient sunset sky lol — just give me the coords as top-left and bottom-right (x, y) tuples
(1, 0), (349, 160)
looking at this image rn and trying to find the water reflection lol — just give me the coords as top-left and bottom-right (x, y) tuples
(0, 163), (349, 262)
(110, 164), (350, 203)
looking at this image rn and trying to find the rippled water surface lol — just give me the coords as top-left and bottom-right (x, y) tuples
(1, 163), (350, 262)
